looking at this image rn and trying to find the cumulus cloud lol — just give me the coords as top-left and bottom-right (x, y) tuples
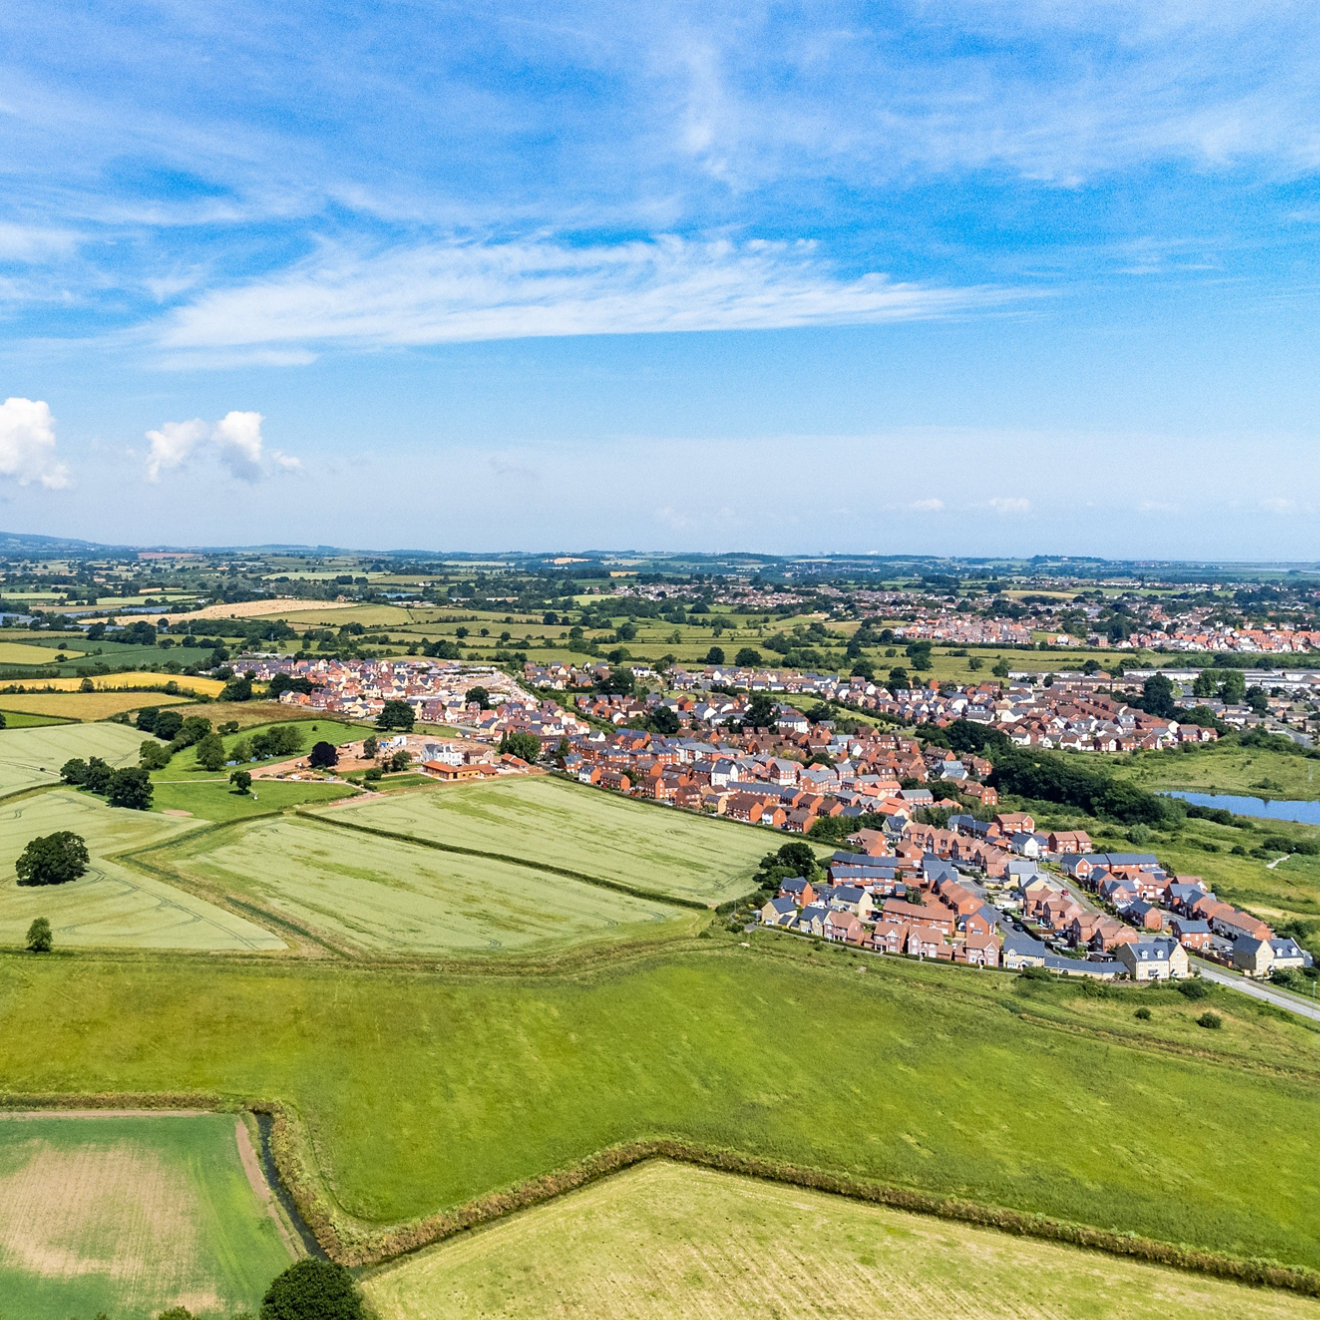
(144, 410), (298, 482)
(910, 497), (945, 512)
(0, 398), (71, 489)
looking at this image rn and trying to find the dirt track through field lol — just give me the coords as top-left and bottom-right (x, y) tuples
(235, 1116), (303, 1257)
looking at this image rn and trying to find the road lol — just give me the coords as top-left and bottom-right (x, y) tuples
(1194, 961), (1320, 1023)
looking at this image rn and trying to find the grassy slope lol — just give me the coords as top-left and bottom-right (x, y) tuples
(364, 1160), (1320, 1320)
(1, 942), (1318, 1270)
(0, 1113), (293, 1320)
(324, 775), (771, 906)
(140, 814), (699, 957)
(0, 790), (283, 952)
(1124, 743), (1320, 801)
(0, 721), (149, 795)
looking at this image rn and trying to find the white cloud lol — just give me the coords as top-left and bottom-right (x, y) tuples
(0, 397), (70, 488)
(144, 409), (295, 482)
(145, 417), (207, 481)
(987, 496), (1032, 516)
(1260, 497), (1299, 515)
(152, 235), (995, 360)
(910, 497), (945, 512)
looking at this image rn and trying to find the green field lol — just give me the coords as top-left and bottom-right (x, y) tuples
(0, 710), (75, 728)
(1, 944), (1319, 1272)
(140, 814), (699, 957)
(151, 777), (358, 823)
(0, 641), (85, 665)
(0, 1112), (295, 1320)
(0, 721), (151, 796)
(0, 790), (284, 952)
(326, 775), (772, 906)
(1124, 742), (1320, 801)
(364, 1159), (1320, 1320)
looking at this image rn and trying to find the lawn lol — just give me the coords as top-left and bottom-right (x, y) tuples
(0, 690), (191, 720)
(1, 945), (1318, 1273)
(0, 721), (148, 795)
(0, 1112), (295, 1319)
(150, 777), (358, 823)
(139, 814), (700, 957)
(0, 790), (284, 952)
(363, 1160), (1320, 1320)
(323, 774), (773, 906)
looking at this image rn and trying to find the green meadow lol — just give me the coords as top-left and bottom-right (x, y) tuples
(0, 1112), (294, 1320)
(1, 943), (1318, 1272)
(363, 1159), (1320, 1320)
(0, 790), (283, 952)
(325, 774), (771, 906)
(139, 813), (700, 957)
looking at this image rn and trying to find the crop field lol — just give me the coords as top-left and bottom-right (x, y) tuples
(141, 814), (699, 957)
(0, 641), (85, 665)
(164, 700), (354, 730)
(0, 1112), (295, 1320)
(118, 597), (358, 623)
(364, 1160), (1320, 1320)
(0, 671), (225, 696)
(1, 945), (1319, 1271)
(0, 721), (147, 795)
(0, 690), (192, 720)
(0, 710), (74, 728)
(0, 790), (284, 951)
(325, 775), (772, 905)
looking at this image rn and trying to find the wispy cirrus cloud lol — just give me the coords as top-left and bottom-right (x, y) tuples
(150, 235), (996, 362)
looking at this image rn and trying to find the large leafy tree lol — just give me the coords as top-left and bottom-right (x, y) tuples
(106, 767), (153, 810)
(16, 831), (89, 886)
(261, 1259), (365, 1320)
(376, 699), (415, 732)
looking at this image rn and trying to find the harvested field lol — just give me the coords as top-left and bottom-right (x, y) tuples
(364, 1160), (1320, 1320)
(0, 1112), (295, 1319)
(323, 774), (772, 906)
(164, 700), (361, 731)
(0, 721), (147, 795)
(0, 790), (283, 951)
(119, 597), (359, 624)
(0, 672), (224, 696)
(140, 814), (699, 957)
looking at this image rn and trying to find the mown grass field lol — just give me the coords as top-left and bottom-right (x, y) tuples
(0, 690), (192, 720)
(140, 814), (700, 957)
(0, 721), (147, 795)
(0, 1112), (294, 1320)
(0, 790), (283, 952)
(325, 775), (772, 906)
(363, 1159), (1320, 1320)
(151, 777), (357, 823)
(1124, 742), (1320, 801)
(1, 944), (1318, 1272)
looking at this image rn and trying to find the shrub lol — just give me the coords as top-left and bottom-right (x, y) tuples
(1134, 1006), (1151, 1021)
(260, 1258), (365, 1320)
(1176, 979), (1209, 1001)
(1197, 1012), (1223, 1030)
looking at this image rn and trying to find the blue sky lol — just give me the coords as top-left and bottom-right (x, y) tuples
(3, 1), (1320, 556)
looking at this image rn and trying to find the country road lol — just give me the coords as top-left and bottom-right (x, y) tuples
(1195, 961), (1320, 1023)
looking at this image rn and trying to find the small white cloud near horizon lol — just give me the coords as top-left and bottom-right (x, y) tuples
(1260, 496), (1299, 515)
(910, 497), (945, 512)
(0, 398), (71, 489)
(987, 496), (1032, 516)
(144, 410), (299, 482)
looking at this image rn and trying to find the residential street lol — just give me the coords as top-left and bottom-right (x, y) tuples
(1195, 961), (1320, 1024)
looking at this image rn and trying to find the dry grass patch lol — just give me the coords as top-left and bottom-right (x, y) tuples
(0, 690), (192, 720)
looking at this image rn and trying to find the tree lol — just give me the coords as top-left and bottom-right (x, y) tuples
(498, 731), (542, 762)
(1139, 672), (1177, 720)
(1245, 684), (1270, 717)
(25, 916), (52, 953)
(153, 708), (184, 742)
(1192, 668), (1218, 698)
(308, 741), (339, 769)
(734, 647), (762, 667)
(106, 767), (153, 810)
(465, 685), (491, 710)
(968, 656), (984, 672)
(705, 646), (725, 665)
(888, 666), (910, 690)
(175, 715), (213, 748)
(83, 757), (114, 795)
(1218, 669), (1247, 704)
(195, 732), (227, 771)
(260, 1258), (366, 1320)
(742, 693), (778, 730)
(376, 699), (415, 731)
(139, 740), (172, 771)
(136, 706), (161, 732)
(16, 831), (89, 886)
(60, 757), (89, 786)
(389, 749), (412, 772)
(648, 706), (681, 735)
(991, 658), (1011, 679)
(230, 769), (253, 794)
(219, 673), (255, 702)
(361, 735), (379, 759)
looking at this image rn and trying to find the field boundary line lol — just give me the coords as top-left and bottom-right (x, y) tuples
(7, 1091), (1317, 1298)
(293, 809), (714, 911)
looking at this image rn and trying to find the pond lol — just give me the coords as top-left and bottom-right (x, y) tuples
(1164, 790), (1320, 826)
